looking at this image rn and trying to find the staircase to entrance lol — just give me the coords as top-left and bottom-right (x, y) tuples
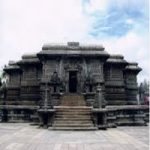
(51, 94), (97, 130)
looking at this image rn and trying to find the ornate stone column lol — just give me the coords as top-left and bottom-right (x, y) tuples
(95, 84), (105, 108)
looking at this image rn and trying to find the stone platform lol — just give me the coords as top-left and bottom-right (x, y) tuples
(0, 123), (149, 150)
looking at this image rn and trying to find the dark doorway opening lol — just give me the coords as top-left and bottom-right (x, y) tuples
(69, 71), (77, 93)
(42, 113), (49, 126)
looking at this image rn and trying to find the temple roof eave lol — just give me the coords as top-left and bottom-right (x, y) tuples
(4, 66), (21, 73)
(106, 59), (128, 64)
(37, 50), (110, 58)
(105, 54), (128, 65)
(124, 68), (142, 74)
(17, 59), (41, 65)
(124, 62), (142, 73)
(4, 61), (21, 73)
(16, 53), (41, 65)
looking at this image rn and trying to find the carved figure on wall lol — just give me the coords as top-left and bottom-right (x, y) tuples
(86, 72), (94, 84)
(50, 72), (60, 84)
(83, 72), (94, 92)
(59, 82), (66, 92)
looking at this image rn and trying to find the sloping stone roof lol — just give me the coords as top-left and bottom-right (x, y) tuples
(17, 54), (40, 64)
(38, 42), (109, 57)
(125, 62), (142, 72)
(4, 61), (21, 72)
(106, 55), (128, 64)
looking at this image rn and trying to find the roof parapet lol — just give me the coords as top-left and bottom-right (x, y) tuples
(4, 61), (21, 72)
(125, 62), (142, 72)
(42, 42), (104, 51)
(22, 54), (37, 59)
(106, 54), (127, 64)
(17, 53), (40, 65)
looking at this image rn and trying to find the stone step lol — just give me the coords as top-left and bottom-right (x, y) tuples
(54, 106), (92, 109)
(60, 94), (86, 106)
(55, 115), (91, 119)
(55, 116), (91, 120)
(56, 111), (91, 115)
(55, 108), (91, 112)
(61, 94), (85, 100)
(55, 109), (92, 113)
(60, 102), (86, 106)
(52, 94), (95, 130)
(53, 123), (94, 127)
(49, 126), (98, 130)
(54, 118), (92, 121)
(55, 108), (92, 112)
(54, 121), (93, 124)
(55, 113), (90, 116)
(56, 108), (91, 111)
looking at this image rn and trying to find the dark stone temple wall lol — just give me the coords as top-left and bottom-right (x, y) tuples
(18, 55), (42, 105)
(38, 55), (107, 108)
(40, 58), (61, 106)
(0, 42), (148, 127)
(124, 63), (141, 105)
(4, 62), (21, 104)
(104, 55), (127, 105)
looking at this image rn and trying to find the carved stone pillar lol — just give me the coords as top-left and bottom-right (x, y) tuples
(95, 84), (105, 108)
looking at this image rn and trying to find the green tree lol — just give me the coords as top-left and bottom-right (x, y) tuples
(143, 79), (149, 94)
(0, 66), (6, 86)
(0, 77), (2, 87)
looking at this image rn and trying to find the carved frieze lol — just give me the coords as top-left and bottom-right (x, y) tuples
(111, 67), (123, 79)
(22, 67), (36, 80)
(87, 59), (103, 83)
(64, 58), (82, 71)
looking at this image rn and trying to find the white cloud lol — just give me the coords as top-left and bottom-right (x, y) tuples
(102, 32), (149, 83)
(0, 0), (89, 66)
(83, 0), (109, 13)
(126, 19), (134, 25)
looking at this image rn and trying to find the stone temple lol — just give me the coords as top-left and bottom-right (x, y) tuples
(0, 42), (148, 130)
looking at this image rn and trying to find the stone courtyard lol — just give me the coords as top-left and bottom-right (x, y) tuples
(0, 123), (149, 150)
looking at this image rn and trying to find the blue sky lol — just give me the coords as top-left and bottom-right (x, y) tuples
(82, 0), (149, 38)
(0, 0), (149, 82)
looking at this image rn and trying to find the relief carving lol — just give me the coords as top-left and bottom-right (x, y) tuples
(64, 59), (82, 71)
(50, 72), (60, 84)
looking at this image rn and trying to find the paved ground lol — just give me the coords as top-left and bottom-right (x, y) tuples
(0, 123), (149, 150)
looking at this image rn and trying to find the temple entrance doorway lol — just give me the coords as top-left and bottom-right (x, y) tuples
(69, 71), (77, 93)
(42, 113), (49, 127)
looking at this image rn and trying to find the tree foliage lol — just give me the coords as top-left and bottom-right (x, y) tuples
(139, 79), (149, 95)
